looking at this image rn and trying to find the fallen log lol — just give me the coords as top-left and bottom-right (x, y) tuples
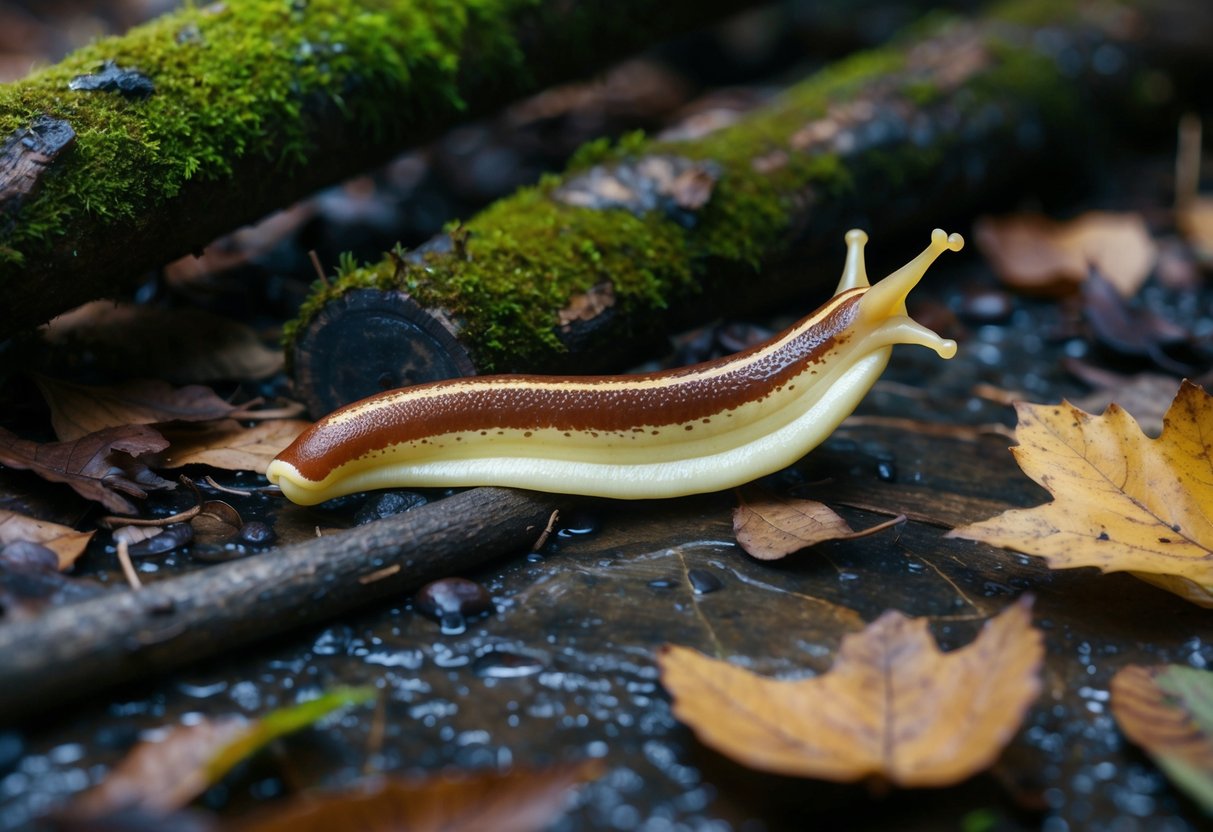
(0, 487), (565, 722)
(286, 0), (1213, 417)
(0, 0), (768, 339)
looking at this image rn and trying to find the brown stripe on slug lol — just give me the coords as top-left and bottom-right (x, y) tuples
(278, 293), (861, 481)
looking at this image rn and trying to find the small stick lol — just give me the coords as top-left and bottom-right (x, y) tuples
(308, 250), (330, 287)
(0, 487), (564, 721)
(115, 539), (143, 591)
(532, 509), (560, 551)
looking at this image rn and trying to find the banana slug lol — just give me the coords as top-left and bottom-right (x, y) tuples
(268, 228), (962, 504)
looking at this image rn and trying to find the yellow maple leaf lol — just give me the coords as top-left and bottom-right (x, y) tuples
(658, 597), (1042, 787)
(949, 381), (1213, 606)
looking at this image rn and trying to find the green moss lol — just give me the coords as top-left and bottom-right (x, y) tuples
(0, 0), (539, 274)
(287, 0), (1099, 372)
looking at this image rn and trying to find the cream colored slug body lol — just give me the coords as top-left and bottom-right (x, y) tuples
(268, 229), (962, 504)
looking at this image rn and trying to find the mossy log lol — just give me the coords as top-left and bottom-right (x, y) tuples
(0, 0), (768, 340)
(288, 0), (1211, 417)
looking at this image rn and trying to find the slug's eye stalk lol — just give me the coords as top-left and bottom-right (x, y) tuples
(836, 229), (871, 293)
(858, 227), (963, 359)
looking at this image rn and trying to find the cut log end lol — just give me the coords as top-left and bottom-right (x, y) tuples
(291, 288), (477, 419)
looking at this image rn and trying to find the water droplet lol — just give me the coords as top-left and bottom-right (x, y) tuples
(556, 508), (602, 538)
(686, 568), (723, 594)
(648, 578), (676, 590)
(238, 521), (276, 546)
(473, 650), (545, 679)
(440, 612), (467, 635)
(876, 459), (897, 482)
(415, 578), (492, 627)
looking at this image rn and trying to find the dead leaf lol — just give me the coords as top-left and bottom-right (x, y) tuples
(658, 596), (1042, 786)
(1063, 360), (1185, 437)
(733, 490), (905, 560)
(73, 688), (374, 817)
(155, 420), (311, 472)
(237, 761), (604, 832)
(192, 500), (243, 546)
(41, 303), (283, 383)
(1178, 197), (1213, 265)
(1080, 268), (1191, 375)
(0, 509), (93, 569)
(975, 211), (1156, 296)
(0, 425), (173, 514)
(948, 381), (1213, 606)
(1110, 664), (1213, 814)
(33, 376), (241, 442)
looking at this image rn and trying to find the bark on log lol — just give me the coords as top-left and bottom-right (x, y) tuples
(288, 0), (1213, 417)
(0, 0), (768, 340)
(0, 487), (565, 722)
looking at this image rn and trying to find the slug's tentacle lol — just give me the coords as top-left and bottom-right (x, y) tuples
(267, 229), (963, 504)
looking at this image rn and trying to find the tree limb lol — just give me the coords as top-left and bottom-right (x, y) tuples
(0, 487), (565, 722)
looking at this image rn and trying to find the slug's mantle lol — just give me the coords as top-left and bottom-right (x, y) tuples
(267, 229), (962, 504)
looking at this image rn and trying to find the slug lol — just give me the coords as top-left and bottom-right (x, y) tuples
(268, 228), (962, 504)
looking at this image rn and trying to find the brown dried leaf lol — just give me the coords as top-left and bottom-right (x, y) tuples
(72, 718), (250, 816)
(1064, 361), (1184, 437)
(1177, 196), (1213, 265)
(0, 425), (173, 514)
(733, 490), (904, 560)
(41, 303), (283, 383)
(192, 500), (243, 545)
(33, 376), (239, 442)
(658, 596), (1042, 786)
(949, 381), (1213, 606)
(1110, 664), (1213, 813)
(1080, 269), (1190, 375)
(156, 420), (311, 472)
(0, 509), (93, 570)
(74, 689), (373, 817)
(975, 211), (1156, 297)
(238, 761), (604, 832)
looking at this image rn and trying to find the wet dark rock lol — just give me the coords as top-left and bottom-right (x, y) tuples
(0, 541), (59, 572)
(415, 577), (493, 634)
(355, 490), (428, 525)
(69, 61), (155, 100)
(556, 508), (602, 539)
(238, 521), (276, 546)
(127, 523), (193, 557)
(472, 649), (546, 679)
(687, 568), (723, 594)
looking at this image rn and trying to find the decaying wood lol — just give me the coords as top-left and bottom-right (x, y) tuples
(0, 0), (762, 339)
(0, 116), (75, 226)
(290, 0), (1213, 415)
(0, 487), (565, 721)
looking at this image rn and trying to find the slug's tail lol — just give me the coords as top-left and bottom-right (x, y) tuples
(858, 227), (963, 358)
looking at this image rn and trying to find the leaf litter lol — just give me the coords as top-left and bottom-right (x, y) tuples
(950, 381), (1213, 606)
(732, 488), (906, 560)
(1111, 664), (1213, 815)
(658, 596), (1042, 787)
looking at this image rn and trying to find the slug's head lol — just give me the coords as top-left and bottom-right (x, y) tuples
(836, 227), (962, 359)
